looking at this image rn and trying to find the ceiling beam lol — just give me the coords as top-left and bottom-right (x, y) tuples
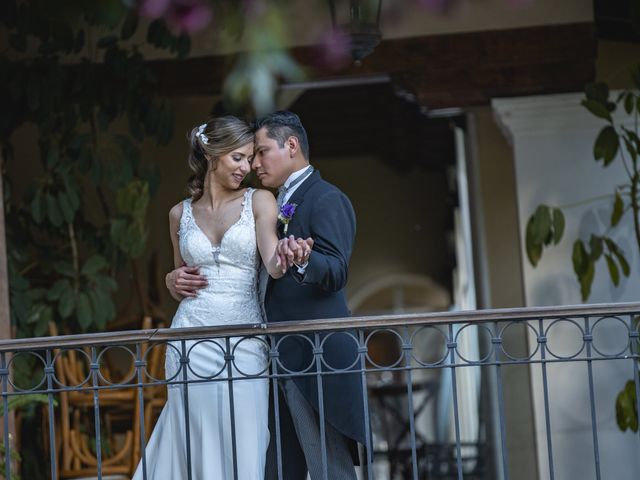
(148, 22), (596, 109)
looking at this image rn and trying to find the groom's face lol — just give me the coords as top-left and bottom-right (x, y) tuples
(252, 127), (294, 189)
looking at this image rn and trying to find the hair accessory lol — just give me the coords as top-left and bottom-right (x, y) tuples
(197, 124), (209, 144)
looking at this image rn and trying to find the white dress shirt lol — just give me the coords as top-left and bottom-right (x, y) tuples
(280, 165), (312, 274)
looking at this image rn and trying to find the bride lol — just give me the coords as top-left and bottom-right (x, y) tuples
(132, 116), (309, 479)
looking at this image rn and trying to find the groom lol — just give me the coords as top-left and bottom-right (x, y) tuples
(252, 111), (365, 480)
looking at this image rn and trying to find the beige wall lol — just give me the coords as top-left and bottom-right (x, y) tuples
(41, 0), (593, 62)
(596, 40), (640, 87)
(180, 0), (593, 58)
(315, 155), (450, 300)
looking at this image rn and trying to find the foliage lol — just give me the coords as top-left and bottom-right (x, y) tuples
(617, 379), (638, 433)
(525, 75), (640, 301)
(0, 1), (185, 338)
(0, 394), (53, 480)
(525, 68), (640, 434)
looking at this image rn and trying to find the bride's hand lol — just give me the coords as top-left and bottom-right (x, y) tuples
(277, 236), (314, 273)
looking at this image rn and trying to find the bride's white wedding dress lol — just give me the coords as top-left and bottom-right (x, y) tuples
(132, 188), (269, 480)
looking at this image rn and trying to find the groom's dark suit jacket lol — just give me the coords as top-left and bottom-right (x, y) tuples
(265, 169), (366, 448)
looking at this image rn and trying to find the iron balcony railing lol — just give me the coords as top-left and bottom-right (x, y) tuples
(1, 301), (639, 480)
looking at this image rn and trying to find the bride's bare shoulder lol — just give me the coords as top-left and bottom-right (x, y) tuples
(169, 201), (185, 223)
(252, 188), (275, 204)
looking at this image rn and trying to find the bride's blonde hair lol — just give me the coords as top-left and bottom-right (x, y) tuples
(187, 116), (254, 200)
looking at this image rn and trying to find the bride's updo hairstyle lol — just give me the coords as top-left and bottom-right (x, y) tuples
(187, 116), (254, 200)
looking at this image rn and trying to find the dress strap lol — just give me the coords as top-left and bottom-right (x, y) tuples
(241, 188), (255, 221)
(177, 198), (193, 237)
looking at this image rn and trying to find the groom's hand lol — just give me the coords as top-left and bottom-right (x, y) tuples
(165, 265), (207, 300)
(277, 236), (313, 270)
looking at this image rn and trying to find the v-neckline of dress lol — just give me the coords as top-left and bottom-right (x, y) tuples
(189, 189), (249, 249)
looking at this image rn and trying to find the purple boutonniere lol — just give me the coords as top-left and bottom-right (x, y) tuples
(278, 202), (297, 234)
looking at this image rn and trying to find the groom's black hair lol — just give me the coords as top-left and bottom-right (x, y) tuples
(253, 111), (310, 160)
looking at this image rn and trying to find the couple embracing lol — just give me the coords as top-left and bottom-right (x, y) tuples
(132, 111), (366, 480)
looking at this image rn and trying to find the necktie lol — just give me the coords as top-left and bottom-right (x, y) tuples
(276, 166), (314, 209)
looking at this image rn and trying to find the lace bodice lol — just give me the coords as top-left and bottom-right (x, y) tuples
(171, 188), (263, 328)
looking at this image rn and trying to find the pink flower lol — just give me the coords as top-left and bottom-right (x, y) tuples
(166, 0), (213, 33)
(139, 0), (171, 18)
(315, 28), (352, 70)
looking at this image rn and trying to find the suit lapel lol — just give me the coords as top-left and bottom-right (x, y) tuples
(287, 169), (320, 208)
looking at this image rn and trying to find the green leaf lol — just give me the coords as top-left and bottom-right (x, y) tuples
(58, 288), (75, 319)
(615, 250), (631, 277)
(81, 255), (108, 276)
(46, 148), (59, 169)
(76, 292), (92, 330)
(47, 279), (71, 301)
(46, 194), (63, 227)
(594, 126), (619, 166)
(605, 253), (620, 286)
(0, 394), (54, 417)
(552, 208), (565, 245)
(623, 135), (637, 160)
(53, 261), (74, 277)
(572, 240), (588, 276)
(89, 288), (113, 330)
(585, 82), (610, 104)
(611, 190), (624, 226)
(589, 235), (603, 261)
(616, 380), (638, 432)
(580, 258), (595, 301)
(624, 93), (635, 114)
(120, 11), (138, 41)
(572, 239), (595, 300)
(57, 192), (74, 224)
(532, 205), (552, 245)
(605, 237), (631, 277)
(30, 191), (43, 224)
(582, 99), (612, 122)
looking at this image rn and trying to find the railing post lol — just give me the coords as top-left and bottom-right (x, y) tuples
(90, 346), (103, 480)
(358, 329), (373, 480)
(225, 337), (239, 480)
(313, 332), (329, 480)
(180, 339), (193, 480)
(583, 316), (601, 480)
(537, 319), (555, 480)
(45, 349), (57, 480)
(402, 326), (419, 480)
(269, 334), (284, 480)
(135, 343), (148, 480)
(448, 324), (464, 480)
(491, 322), (509, 480)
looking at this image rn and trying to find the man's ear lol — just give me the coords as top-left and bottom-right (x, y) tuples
(287, 136), (299, 157)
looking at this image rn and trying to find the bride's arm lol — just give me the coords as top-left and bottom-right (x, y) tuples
(165, 202), (207, 301)
(253, 189), (286, 279)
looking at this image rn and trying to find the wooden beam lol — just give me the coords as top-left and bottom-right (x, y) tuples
(148, 22), (596, 109)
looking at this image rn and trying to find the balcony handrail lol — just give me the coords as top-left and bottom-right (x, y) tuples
(1, 301), (639, 353)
